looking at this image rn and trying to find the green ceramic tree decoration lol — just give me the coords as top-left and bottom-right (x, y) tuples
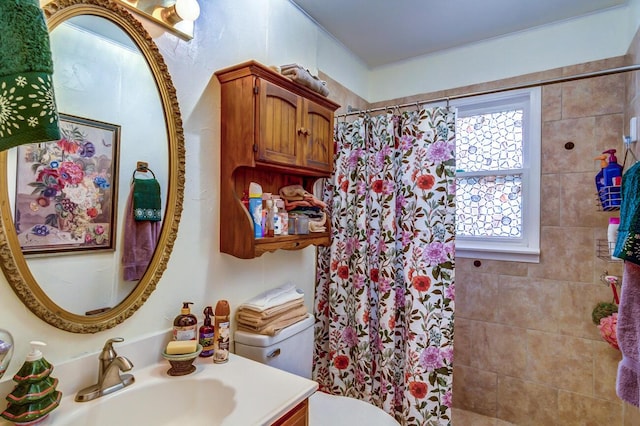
(1, 341), (62, 425)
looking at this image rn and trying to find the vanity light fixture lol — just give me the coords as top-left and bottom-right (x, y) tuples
(161, 0), (201, 25)
(115, 0), (200, 41)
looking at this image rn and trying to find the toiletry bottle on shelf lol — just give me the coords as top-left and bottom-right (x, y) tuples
(213, 300), (230, 364)
(248, 182), (263, 238)
(173, 302), (197, 341)
(608, 217), (621, 260)
(602, 149), (623, 208)
(594, 155), (607, 208)
(277, 199), (288, 235)
(265, 197), (275, 237)
(272, 197), (282, 236)
(199, 306), (215, 357)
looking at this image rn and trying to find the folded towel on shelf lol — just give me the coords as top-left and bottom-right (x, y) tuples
(279, 64), (329, 97)
(237, 310), (310, 336)
(237, 304), (308, 329)
(617, 261), (640, 407)
(308, 212), (326, 233)
(237, 298), (305, 322)
(238, 282), (304, 313)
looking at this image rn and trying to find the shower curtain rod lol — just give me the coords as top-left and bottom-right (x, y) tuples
(337, 63), (640, 118)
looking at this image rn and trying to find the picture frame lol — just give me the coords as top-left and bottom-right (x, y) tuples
(14, 114), (120, 255)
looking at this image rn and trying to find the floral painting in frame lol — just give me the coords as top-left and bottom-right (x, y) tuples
(14, 114), (120, 255)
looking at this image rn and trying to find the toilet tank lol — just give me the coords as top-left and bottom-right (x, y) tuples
(234, 314), (314, 379)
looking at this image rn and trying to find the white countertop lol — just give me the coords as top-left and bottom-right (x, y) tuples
(2, 353), (318, 426)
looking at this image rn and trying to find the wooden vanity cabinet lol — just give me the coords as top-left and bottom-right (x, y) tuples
(215, 61), (340, 259)
(272, 399), (309, 426)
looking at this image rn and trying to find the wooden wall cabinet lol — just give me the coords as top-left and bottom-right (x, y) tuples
(215, 61), (340, 259)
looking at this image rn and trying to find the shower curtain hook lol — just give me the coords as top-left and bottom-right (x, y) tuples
(446, 97), (450, 108)
(415, 102), (420, 111)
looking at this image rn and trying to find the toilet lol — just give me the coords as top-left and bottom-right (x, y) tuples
(234, 314), (399, 426)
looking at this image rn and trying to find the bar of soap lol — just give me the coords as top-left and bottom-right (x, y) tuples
(166, 340), (197, 355)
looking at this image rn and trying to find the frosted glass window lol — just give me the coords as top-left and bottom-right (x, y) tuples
(451, 87), (541, 263)
(456, 110), (523, 172)
(456, 174), (522, 237)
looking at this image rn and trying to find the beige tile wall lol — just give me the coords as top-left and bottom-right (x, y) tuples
(321, 44), (640, 424)
(449, 61), (639, 424)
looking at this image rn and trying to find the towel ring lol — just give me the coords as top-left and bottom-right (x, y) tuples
(132, 165), (156, 182)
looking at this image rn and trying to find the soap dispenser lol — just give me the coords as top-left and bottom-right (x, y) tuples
(602, 149), (623, 208)
(594, 154), (607, 207)
(1, 341), (62, 425)
(173, 302), (197, 341)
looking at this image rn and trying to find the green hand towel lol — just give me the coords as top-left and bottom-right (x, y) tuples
(0, 0), (61, 151)
(133, 178), (162, 222)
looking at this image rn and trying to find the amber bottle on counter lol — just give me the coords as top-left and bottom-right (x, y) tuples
(173, 302), (197, 341)
(213, 300), (230, 363)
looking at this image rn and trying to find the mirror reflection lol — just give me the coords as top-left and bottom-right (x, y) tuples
(6, 15), (169, 316)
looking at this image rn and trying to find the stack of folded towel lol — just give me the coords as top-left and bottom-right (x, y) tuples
(279, 64), (330, 97)
(236, 283), (309, 336)
(279, 184), (327, 232)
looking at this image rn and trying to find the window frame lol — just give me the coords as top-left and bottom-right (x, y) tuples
(452, 87), (541, 263)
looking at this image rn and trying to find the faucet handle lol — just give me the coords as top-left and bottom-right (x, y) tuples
(100, 337), (124, 361)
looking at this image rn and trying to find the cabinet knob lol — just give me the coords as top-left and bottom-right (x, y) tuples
(297, 127), (310, 136)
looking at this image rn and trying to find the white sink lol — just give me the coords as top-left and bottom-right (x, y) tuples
(60, 378), (237, 426)
(7, 354), (317, 426)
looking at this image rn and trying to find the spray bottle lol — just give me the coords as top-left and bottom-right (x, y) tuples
(199, 306), (215, 357)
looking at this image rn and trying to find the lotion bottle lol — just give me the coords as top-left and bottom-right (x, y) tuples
(608, 217), (621, 260)
(199, 306), (215, 357)
(173, 302), (197, 341)
(213, 300), (230, 363)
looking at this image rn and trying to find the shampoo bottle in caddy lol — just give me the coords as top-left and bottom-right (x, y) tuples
(173, 302), (197, 341)
(199, 306), (215, 357)
(213, 300), (230, 363)
(594, 154), (607, 208)
(602, 149), (623, 208)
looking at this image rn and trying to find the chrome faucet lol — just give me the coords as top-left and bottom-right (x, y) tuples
(75, 337), (135, 402)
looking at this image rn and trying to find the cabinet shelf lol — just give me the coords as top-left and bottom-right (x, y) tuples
(216, 60), (339, 259)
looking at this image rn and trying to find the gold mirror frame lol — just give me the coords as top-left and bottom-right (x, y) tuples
(0, 0), (185, 333)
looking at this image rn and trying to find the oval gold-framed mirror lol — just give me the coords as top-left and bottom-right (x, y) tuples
(0, 0), (185, 333)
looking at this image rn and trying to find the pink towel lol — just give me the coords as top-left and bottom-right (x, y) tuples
(616, 261), (640, 407)
(122, 187), (161, 281)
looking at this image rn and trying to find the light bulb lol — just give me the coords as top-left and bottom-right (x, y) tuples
(162, 0), (200, 24)
(175, 0), (200, 22)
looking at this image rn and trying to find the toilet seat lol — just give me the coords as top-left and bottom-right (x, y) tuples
(308, 391), (399, 426)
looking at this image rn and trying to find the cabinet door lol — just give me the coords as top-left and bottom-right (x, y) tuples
(258, 79), (301, 166)
(271, 399), (308, 426)
(303, 100), (334, 173)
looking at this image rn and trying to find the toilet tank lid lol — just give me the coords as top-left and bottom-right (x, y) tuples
(234, 313), (315, 347)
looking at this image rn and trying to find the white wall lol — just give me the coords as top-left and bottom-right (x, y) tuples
(367, 2), (640, 102)
(1, 0), (638, 382)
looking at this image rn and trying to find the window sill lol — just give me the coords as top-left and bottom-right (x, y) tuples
(455, 245), (540, 263)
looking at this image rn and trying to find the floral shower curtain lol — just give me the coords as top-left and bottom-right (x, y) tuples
(314, 107), (456, 425)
